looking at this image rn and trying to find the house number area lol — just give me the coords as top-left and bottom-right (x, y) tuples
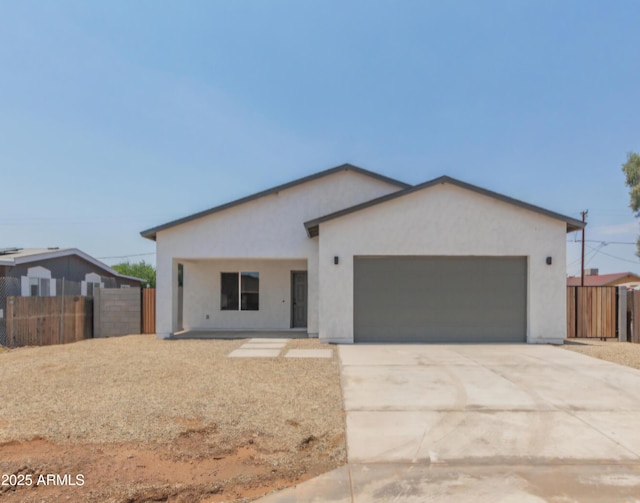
(1, 473), (85, 487)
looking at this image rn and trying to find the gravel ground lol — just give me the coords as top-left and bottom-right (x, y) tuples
(562, 339), (640, 370)
(0, 335), (346, 460)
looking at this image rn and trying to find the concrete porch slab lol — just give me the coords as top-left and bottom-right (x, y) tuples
(171, 330), (307, 340)
(248, 338), (292, 343)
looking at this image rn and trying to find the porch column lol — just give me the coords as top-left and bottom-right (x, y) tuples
(155, 255), (179, 338)
(307, 250), (319, 337)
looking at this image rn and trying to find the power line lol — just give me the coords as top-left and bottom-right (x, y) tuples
(584, 244), (640, 265)
(568, 246), (600, 267)
(567, 239), (636, 245)
(584, 246), (604, 267)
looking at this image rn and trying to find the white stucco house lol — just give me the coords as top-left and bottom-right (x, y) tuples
(141, 164), (584, 344)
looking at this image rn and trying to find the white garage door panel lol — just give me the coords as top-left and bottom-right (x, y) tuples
(354, 256), (527, 343)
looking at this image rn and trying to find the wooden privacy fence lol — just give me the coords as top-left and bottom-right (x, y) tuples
(5, 295), (92, 347)
(627, 290), (640, 343)
(142, 288), (156, 334)
(567, 286), (617, 339)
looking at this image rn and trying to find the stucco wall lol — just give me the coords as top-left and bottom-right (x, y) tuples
(155, 170), (403, 337)
(182, 259), (306, 330)
(318, 183), (567, 344)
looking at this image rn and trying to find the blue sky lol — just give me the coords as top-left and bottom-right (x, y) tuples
(1, 1), (639, 274)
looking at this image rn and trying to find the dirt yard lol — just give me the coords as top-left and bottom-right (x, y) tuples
(562, 338), (640, 370)
(0, 335), (346, 502)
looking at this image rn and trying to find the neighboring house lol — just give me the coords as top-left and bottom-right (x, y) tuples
(141, 163), (584, 344)
(0, 248), (143, 296)
(567, 269), (640, 289)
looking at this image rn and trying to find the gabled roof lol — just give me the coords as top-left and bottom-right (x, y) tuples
(567, 272), (640, 287)
(0, 247), (143, 283)
(304, 175), (585, 237)
(140, 163), (410, 240)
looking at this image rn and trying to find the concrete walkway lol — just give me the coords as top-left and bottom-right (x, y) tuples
(257, 344), (640, 502)
(227, 338), (334, 358)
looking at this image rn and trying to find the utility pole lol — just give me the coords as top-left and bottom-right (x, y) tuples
(581, 210), (588, 286)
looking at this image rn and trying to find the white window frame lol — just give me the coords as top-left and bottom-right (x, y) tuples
(81, 273), (105, 296)
(21, 266), (55, 297)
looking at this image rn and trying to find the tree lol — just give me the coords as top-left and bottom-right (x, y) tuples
(112, 260), (156, 288)
(622, 151), (640, 257)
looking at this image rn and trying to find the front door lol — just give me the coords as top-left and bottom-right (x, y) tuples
(291, 271), (308, 328)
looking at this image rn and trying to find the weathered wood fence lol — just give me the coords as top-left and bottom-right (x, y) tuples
(627, 290), (640, 344)
(566, 286), (640, 343)
(5, 296), (92, 347)
(141, 288), (156, 334)
(566, 286), (618, 339)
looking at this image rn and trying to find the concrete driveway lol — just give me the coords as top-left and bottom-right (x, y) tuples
(259, 344), (640, 502)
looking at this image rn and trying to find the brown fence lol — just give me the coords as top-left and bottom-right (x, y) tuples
(627, 290), (640, 343)
(5, 295), (92, 347)
(142, 288), (156, 334)
(567, 286), (617, 338)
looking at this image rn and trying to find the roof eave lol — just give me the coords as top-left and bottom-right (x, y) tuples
(140, 163), (410, 240)
(305, 224), (319, 238)
(304, 175), (586, 236)
(116, 273), (145, 283)
(567, 222), (586, 233)
(140, 229), (157, 241)
(10, 248), (144, 282)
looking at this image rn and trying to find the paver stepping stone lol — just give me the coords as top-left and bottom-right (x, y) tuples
(241, 342), (287, 349)
(228, 349), (281, 358)
(285, 349), (333, 358)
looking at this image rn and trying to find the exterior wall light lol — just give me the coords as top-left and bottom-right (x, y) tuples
(546, 256), (552, 265)
(334, 256), (339, 265)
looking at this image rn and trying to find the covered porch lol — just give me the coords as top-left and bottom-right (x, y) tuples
(165, 257), (314, 337)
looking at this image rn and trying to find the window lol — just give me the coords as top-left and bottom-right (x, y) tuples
(221, 272), (259, 311)
(29, 277), (38, 297)
(87, 282), (101, 297)
(29, 277), (50, 297)
(81, 273), (104, 296)
(221, 273), (239, 310)
(241, 272), (259, 310)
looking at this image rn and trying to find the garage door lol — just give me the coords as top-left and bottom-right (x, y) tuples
(354, 256), (526, 343)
